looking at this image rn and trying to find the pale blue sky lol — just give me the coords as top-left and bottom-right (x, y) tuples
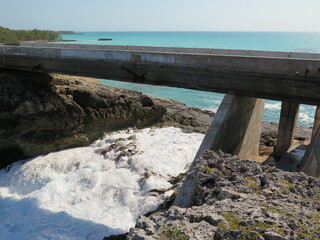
(1, 0), (320, 31)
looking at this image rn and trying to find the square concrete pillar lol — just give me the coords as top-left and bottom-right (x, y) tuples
(195, 94), (265, 159)
(273, 102), (300, 158)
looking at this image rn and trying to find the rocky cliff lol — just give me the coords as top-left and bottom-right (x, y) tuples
(0, 69), (213, 168)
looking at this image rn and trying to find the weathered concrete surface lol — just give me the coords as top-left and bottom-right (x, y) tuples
(18, 41), (320, 60)
(173, 95), (264, 208)
(273, 102), (300, 158)
(196, 95), (264, 159)
(300, 127), (320, 177)
(1, 45), (320, 105)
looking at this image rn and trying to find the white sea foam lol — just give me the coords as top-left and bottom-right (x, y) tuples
(298, 112), (315, 126)
(204, 100), (222, 113)
(0, 127), (204, 240)
(265, 102), (281, 110)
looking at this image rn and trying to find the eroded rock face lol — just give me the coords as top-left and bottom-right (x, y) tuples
(128, 151), (320, 240)
(0, 70), (213, 168)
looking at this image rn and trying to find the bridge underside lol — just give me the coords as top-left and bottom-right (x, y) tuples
(1, 44), (320, 106)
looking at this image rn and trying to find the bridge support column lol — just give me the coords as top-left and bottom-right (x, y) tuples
(273, 102), (300, 158)
(195, 94), (265, 159)
(174, 95), (264, 208)
(300, 127), (320, 178)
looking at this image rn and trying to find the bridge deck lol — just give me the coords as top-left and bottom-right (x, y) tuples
(1, 43), (320, 105)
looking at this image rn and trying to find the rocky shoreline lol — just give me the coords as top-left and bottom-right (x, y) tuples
(0, 69), (318, 240)
(128, 151), (320, 240)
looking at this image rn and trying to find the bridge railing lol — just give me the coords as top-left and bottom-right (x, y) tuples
(18, 41), (320, 60)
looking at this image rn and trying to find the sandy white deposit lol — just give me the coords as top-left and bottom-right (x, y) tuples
(0, 127), (204, 240)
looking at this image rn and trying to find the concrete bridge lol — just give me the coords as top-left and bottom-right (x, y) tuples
(1, 42), (320, 205)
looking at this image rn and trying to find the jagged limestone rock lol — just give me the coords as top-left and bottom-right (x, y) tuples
(128, 151), (320, 240)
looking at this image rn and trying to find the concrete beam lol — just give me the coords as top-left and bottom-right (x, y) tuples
(273, 102), (300, 158)
(174, 95), (265, 208)
(18, 42), (320, 60)
(300, 127), (320, 178)
(1, 46), (320, 105)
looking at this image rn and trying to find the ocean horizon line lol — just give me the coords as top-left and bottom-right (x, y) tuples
(70, 30), (320, 33)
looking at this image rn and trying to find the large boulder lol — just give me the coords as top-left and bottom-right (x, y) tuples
(0, 70), (213, 168)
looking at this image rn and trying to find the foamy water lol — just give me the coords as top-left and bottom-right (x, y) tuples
(0, 127), (204, 240)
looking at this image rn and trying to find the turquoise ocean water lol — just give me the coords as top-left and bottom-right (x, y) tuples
(61, 32), (320, 126)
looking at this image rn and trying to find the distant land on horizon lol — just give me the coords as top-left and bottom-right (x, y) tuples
(0, 26), (61, 43)
(55, 30), (77, 35)
(4, 26), (320, 34)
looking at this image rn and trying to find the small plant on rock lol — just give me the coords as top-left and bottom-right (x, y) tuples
(158, 224), (187, 240)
